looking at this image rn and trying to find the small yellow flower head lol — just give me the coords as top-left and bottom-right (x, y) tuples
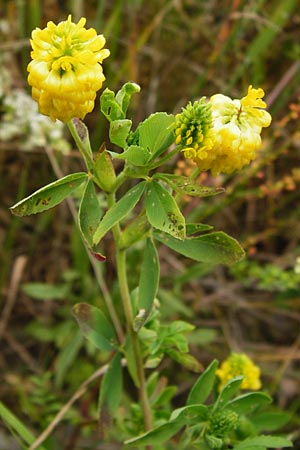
(216, 353), (262, 392)
(27, 15), (110, 122)
(185, 86), (272, 176)
(175, 98), (214, 160)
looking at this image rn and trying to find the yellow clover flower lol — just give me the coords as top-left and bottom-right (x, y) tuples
(216, 352), (262, 392)
(27, 15), (110, 122)
(182, 86), (272, 176)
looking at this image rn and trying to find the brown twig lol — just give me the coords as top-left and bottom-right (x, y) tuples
(0, 255), (27, 341)
(266, 59), (300, 108)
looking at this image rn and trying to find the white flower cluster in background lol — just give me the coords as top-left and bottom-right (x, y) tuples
(0, 55), (70, 153)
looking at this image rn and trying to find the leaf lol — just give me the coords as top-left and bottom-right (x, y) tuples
(150, 386), (178, 408)
(100, 88), (123, 121)
(154, 231), (245, 265)
(186, 223), (214, 235)
(112, 145), (151, 166)
(170, 404), (209, 424)
(100, 83), (140, 121)
(145, 181), (185, 240)
(115, 82), (141, 115)
(72, 303), (117, 351)
(94, 148), (116, 193)
(233, 447), (265, 450)
(55, 330), (83, 387)
(233, 435), (293, 449)
(93, 181), (146, 245)
(99, 353), (123, 436)
(187, 359), (218, 405)
(136, 238), (160, 325)
(138, 112), (175, 159)
(109, 119), (132, 147)
(119, 213), (150, 249)
(22, 282), (68, 300)
(251, 410), (292, 432)
(168, 320), (195, 334)
(226, 392), (272, 415)
(10, 172), (87, 216)
(214, 376), (243, 410)
(0, 401), (47, 450)
(155, 174), (225, 197)
(79, 179), (102, 248)
(166, 349), (203, 373)
(125, 421), (182, 447)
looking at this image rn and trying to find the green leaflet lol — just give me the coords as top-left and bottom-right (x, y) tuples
(72, 303), (117, 351)
(93, 181), (146, 245)
(145, 181), (185, 240)
(10, 172), (87, 216)
(154, 230), (245, 265)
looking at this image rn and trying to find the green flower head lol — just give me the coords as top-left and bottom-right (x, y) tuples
(175, 97), (214, 160)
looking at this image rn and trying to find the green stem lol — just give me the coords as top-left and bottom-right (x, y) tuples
(116, 249), (152, 432)
(67, 119), (94, 171)
(148, 147), (179, 170)
(107, 192), (152, 435)
(113, 170), (129, 192)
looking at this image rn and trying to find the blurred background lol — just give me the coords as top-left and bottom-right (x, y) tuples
(1, 0), (300, 449)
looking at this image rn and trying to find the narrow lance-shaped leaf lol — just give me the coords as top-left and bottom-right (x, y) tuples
(79, 179), (102, 248)
(154, 230), (245, 266)
(213, 376), (244, 411)
(72, 303), (117, 351)
(155, 174), (225, 197)
(0, 401), (47, 450)
(136, 238), (160, 328)
(99, 353), (123, 437)
(93, 181), (146, 245)
(250, 410), (291, 432)
(233, 435), (293, 449)
(10, 172), (87, 216)
(166, 349), (203, 373)
(186, 223), (214, 235)
(125, 421), (183, 447)
(187, 359), (218, 405)
(145, 181), (185, 240)
(170, 404), (208, 425)
(226, 392), (272, 415)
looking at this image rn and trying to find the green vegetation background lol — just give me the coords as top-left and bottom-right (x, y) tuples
(0, 0), (300, 449)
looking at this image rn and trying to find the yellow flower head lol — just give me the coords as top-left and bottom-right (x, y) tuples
(27, 15), (110, 122)
(184, 86), (272, 176)
(216, 353), (262, 392)
(175, 98), (214, 160)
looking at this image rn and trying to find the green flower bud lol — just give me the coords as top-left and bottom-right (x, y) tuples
(175, 97), (214, 160)
(207, 409), (239, 438)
